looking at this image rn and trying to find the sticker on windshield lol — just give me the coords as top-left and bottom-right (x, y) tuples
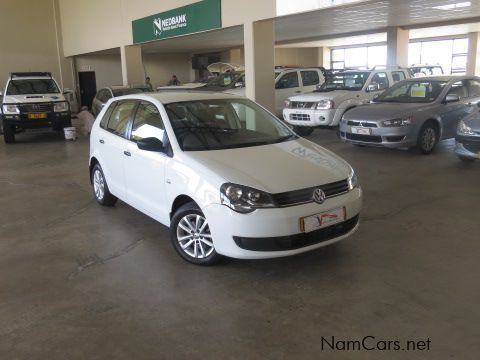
(411, 84), (427, 98)
(345, 79), (355, 87)
(223, 77), (232, 86)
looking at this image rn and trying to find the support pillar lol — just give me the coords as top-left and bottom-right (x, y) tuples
(244, 19), (275, 112)
(387, 27), (409, 67)
(120, 45), (145, 86)
(467, 32), (480, 76)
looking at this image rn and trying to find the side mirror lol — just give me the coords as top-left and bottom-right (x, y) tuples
(137, 137), (164, 152)
(234, 81), (244, 88)
(444, 94), (460, 103)
(366, 84), (379, 92)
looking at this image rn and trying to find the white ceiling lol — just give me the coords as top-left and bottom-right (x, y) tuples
(135, 0), (480, 54)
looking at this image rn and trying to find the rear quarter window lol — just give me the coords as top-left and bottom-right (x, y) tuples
(100, 102), (116, 129)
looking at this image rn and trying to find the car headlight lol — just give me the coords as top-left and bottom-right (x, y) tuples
(348, 170), (359, 190)
(457, 120), (475, 136)
(220, 183), (275, 214)
(2, 104), (19, 114)
(382, 117), (412, 127)
(316, 100), (334, 110)
(284, 100), (291, 108)
(54, 101), (69, 112)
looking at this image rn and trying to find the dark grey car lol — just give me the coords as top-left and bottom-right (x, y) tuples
(455, 103), (480, 161)
(339, 76), (480, 154)
(91, 86), (142, 117)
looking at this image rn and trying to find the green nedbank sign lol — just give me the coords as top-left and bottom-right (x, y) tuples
(132, 0), (222, 44)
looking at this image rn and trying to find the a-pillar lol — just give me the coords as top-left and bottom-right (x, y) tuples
(120, 45), (145, 86)
(386, 27), (409, 67)
(467, 32), (480, 76)
(244, 19), (275, 112)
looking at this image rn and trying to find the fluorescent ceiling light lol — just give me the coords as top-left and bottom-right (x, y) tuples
(433, 2), (471, 10)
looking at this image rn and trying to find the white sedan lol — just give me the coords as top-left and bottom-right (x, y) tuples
(89, 92), (362, 265)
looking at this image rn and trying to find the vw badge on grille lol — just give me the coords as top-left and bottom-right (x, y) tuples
(312, 188), (326, 204)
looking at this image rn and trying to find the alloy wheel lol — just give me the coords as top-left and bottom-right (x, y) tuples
(93, 169), (105, 201)
(421, 127), (436, 152)
(176, 214), (214, 259)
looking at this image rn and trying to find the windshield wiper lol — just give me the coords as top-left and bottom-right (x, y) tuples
(175, 126), (238, 133)
(269, 134), (297, 144)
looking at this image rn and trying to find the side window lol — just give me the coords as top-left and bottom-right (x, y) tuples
(106, 101), (136, 137)
(448, 81), (468, 99)
(275, 72), (299, 89)
(131, 101), (165, 142)
(392, 71), (406, 83)
(100, 102), (116, 129)
(301, 71), (320, 86)
(467, 79), (480, 98)
(370, 72), (389, 90)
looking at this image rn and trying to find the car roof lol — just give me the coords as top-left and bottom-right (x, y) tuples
(404, 75), (472, 82)
(114, 91), (241, 104)
(9, 76), (52, 80)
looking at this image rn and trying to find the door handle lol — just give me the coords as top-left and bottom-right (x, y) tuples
(99, 139), (104, 144)
(124, 151), (131, 157)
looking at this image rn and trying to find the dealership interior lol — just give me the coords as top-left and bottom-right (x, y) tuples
(1, 0), (480, 358)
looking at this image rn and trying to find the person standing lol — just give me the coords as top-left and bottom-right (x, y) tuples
(167, 75), (181, 86)
(145, 77), (153, 91)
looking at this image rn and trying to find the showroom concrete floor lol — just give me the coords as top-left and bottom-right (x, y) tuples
(0, 128), (479, 360)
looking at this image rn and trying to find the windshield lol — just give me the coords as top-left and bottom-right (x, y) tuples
(6, 79), (60, 95)
(112, 88), (143, 96)
(316, 72), (370, 91)
(206, 72), (244, 88)
(375, 80), (448, 103)
(165, 98), (296, 151)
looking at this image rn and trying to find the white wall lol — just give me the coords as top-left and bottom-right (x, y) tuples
(143, 53), (192, 88)
(0, 0), (72, 89)
(74, 54), (123, 90)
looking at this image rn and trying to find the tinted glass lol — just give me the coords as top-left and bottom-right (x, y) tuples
(467, 79), (480, 98)
(301, 71), (320, 86)
(112, 88), (143, 97)
(131, 102), (165, 142)
(7, 79), (60, 95)
(100, 102), (116, 129)
(392, 71), (406, 83)
(165, 99), (296, 151)
(317, 72), (370, 91)
(276, 72), (299, 89)
(375, 81), (448, 103)
(106, 101), (136, 136)
(448, 81), (467, 99)
(370, 72), (389, 90)
(206, 72), (244, 88)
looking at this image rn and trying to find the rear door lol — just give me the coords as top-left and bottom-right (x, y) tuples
(124, 101), (170, 224)
(275, 70), (302, 115)
(98, 100), (137, 200)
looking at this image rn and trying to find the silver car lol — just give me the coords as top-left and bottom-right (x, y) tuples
(455, 103), (480, 161)
(339, 76), (480, 154)
(91, 86), (142, 116)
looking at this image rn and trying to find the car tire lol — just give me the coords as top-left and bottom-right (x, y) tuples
(91, 164), (117, 206)
(170, 202), (222, 266)
(458, 155), (474, 162)
(3, 122), (15, 144)
(417, 121), (438, 155)
(293, 126), (314, 136)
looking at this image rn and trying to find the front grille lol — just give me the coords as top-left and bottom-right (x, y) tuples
(18, 103), (53, 112)
(347, 120), (378, 128)
(291, 101), (315, 109)
(233, 215), (359, 251)
(386, 136), (405, 142)
(346, 133), (382, 143)
(271, 179), (350, 207)
(291, 113), (311, 121)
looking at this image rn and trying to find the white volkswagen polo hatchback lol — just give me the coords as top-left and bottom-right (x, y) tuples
(89, 92), (362, 265)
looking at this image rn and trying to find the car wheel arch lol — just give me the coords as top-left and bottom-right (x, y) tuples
(170, 195), (197, 219)
(89, 157), (100, 184)
(422, 118), (442, 138)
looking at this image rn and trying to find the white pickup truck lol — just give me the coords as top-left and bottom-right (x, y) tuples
(283, 67), (410, 135)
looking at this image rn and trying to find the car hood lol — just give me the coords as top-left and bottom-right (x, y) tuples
(288, 90), (364, 104)
(2, 94), (65, 103)
(343, 102), (433, 121)
(183, 138), (352, 193)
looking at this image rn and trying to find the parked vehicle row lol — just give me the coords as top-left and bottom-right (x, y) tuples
(91, 86), (147, 117)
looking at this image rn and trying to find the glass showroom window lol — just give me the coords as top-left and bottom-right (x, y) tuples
(331, 45), (386, 70)
(408, 38), (468, 75)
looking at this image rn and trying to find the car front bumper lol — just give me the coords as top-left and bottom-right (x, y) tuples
(2, 112), (71, 130)
(339, 122), (418, 148)
(203, 187), (362, 259)
(283, 108), (337, 127)
(455, 135), (480, 160)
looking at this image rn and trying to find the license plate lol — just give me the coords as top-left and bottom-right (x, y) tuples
(351, 126), (371, 135)
(28, 113), (47, 119)
(300, 207), (346, 233)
